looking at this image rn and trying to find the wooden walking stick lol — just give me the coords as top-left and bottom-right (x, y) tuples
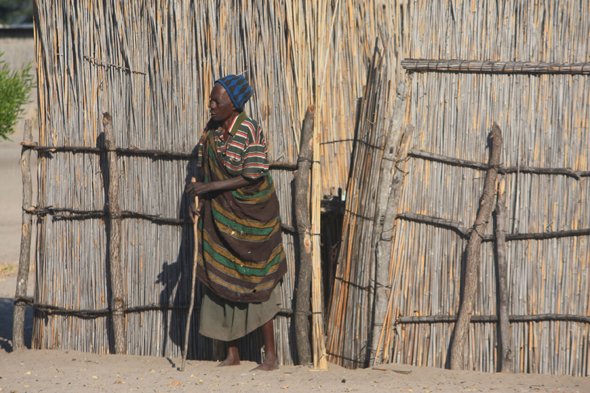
(181, 177), (199, 371)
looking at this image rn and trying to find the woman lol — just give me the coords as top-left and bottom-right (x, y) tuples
(186, 74), (287, 371)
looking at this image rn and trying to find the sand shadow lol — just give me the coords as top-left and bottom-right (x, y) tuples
(0, 297), (33, 352)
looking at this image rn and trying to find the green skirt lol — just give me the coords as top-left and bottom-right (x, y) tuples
(199, 284), (282, 342)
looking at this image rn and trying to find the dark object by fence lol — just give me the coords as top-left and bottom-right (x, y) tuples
(450, 123), (503, 370)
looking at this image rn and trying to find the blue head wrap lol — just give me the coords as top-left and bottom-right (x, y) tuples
(215, 74), (253, 112)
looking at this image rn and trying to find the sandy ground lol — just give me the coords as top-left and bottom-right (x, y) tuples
(0, 335), (588, 393)
(0, 260), (588, 393)
(0, 126), (588, 393)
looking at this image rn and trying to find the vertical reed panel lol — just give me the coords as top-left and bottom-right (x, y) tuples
(380, 0), (590, 375)
(33, 0), (386, 365)
(326, 0), (589, 375)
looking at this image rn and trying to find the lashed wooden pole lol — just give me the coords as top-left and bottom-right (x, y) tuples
(293, 106), (315, 365)
(103, 112), (127, 354)
(450, 123), (503, 370)
(181, 178), (199, 371)
(401, 59), (590, 75)
(369, 82), (407, 365)
(495, 179), (513, 372)
(311, 110), (328, 371)
(13, 120), (34, 351)
(372, 124), (414, 365)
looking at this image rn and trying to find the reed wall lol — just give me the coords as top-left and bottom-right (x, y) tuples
(326, 0), (590, 376)
(30, 0), (590, 374)
(31, 0), (392, 363)
(385, 71), (590, 375)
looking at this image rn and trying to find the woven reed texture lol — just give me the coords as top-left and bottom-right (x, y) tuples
(31, 0), (590, 374)
(326, 0), (590, 376)
(30, 0), (374, 363)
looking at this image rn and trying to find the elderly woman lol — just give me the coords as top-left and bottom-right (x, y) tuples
(186, 75), (287, 371)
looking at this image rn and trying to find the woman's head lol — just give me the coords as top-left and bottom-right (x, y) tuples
(208, 83), (235, 122)
(214, 74), (252, 112)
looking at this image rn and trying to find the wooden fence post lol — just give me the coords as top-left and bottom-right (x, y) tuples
(495, 179), (513, 372)
(293, 106), (315, 365)
(450, 123), (503, 370)
(311, 110), (328, 370)
(13, 120), (34, 350)
(369, 82), (407, 365)
(103, 112), (127, 354)
(371, 124), (414, 365)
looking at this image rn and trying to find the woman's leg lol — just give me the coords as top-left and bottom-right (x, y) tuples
(253, 319), (278, 371)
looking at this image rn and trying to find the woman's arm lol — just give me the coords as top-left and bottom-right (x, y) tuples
(186, 176), (256, 222)
(185, 176), (255, 197)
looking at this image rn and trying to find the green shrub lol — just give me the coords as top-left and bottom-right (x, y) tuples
(0, 51), (34, 140)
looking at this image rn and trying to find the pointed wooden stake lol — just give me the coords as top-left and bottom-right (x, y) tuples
(181, 178), (199, 371)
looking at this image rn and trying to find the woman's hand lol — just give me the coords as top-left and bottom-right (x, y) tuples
(185, 181), (212, 197)
(189, 198), (205, 223)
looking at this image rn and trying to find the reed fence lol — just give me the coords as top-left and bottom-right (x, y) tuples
(21, 0), (590, 375)
(325, 0), (590, 376)
(26, 0), (394, 365)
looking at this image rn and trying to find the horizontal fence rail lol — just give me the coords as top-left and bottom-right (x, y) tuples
(23, 207), (297, 234)
(15, 296), (303, 318)
(396, 212), (590, 242)
(402, 59), (590, 75)
(396, 314), (590, 324)
(21, 142), (298, 170)
(408, 149), (590, 179)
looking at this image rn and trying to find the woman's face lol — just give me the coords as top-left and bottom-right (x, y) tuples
(209, 84), (235, 122)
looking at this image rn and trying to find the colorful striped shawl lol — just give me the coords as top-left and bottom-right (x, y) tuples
(195, 127), (287, 303)
(196, 112), (270, 179)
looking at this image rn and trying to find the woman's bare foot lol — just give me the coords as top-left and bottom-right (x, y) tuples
(218, 343), (240, 366)
(251, 353), (278, 371)
(252, 320), (279, 371)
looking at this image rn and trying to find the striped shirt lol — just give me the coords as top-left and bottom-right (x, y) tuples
(197, 114), (269, 179)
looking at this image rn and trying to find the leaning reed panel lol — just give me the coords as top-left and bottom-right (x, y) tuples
(316, 0), (392, 196)
(325, 39), (398, 368)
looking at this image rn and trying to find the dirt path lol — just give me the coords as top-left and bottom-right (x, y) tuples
(0, 269), (586, 393)
(0, 346), (587, 393)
